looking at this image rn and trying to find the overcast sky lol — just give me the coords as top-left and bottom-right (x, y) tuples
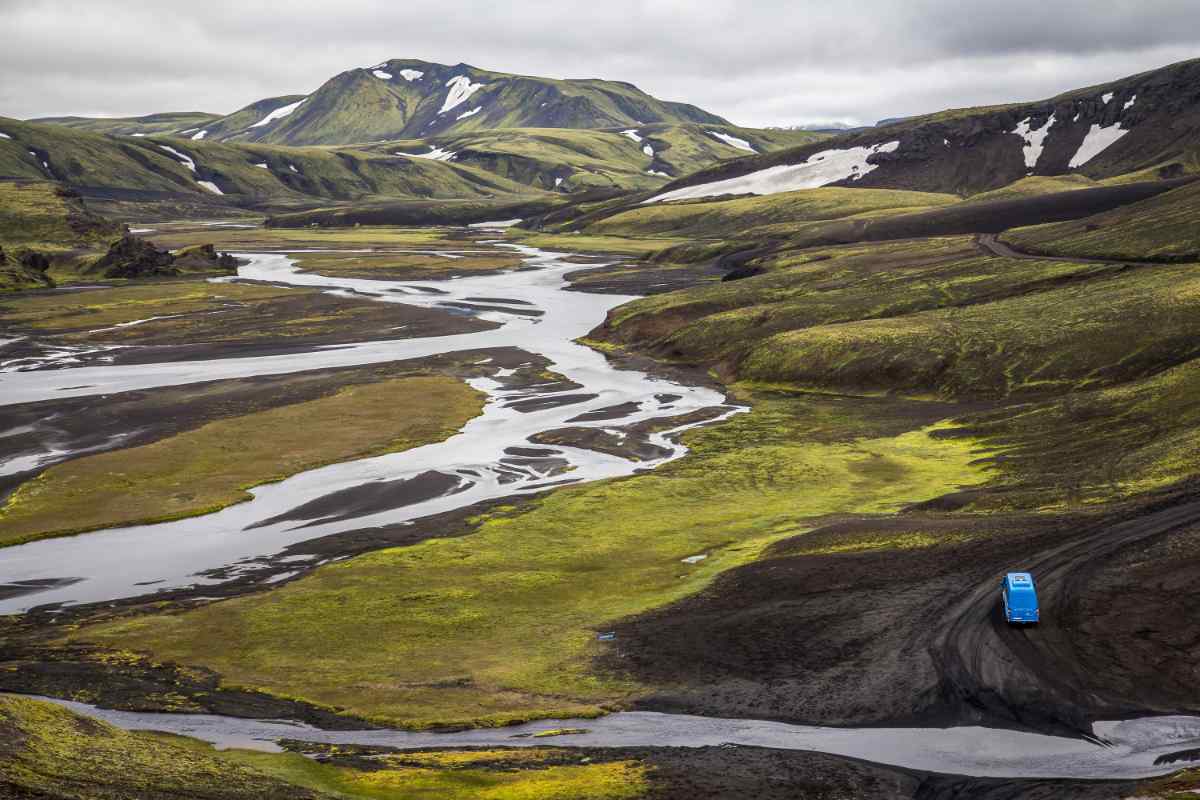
(3, 0), (1198, 127)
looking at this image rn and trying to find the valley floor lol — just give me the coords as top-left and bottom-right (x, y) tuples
(1, 215), (1199, 799)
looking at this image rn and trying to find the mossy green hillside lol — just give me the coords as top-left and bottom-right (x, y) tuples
(600, 236), (1124, 363)
(31, 111), (222, 137)
(0, 376), (485, 547)
(583, 187), (959, 239)
(1005, 178), (1200, 261)
(83, 392), (991, 728)
(735, 260), (1200, 399)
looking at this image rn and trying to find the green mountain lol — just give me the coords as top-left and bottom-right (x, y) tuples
(190, 59), (731, 146)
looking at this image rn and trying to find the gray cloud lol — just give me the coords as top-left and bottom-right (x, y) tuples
(1, 0), (1197, 126)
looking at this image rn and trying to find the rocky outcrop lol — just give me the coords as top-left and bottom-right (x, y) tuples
(86, 235), (239, 279)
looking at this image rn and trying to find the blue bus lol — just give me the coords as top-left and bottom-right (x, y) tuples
(1002, 572), (1040, 624)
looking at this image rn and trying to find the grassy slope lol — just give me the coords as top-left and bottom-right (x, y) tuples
(84, 393), (989, 728)
(0, 695), (646, 800)
(0, 376), (484, 546)
(1005, 178), (1200, 261)
(582, 187), (959, 238)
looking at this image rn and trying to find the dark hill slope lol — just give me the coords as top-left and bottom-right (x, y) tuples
(642, 57), (1200, 199)
(200, 59), (730, 146)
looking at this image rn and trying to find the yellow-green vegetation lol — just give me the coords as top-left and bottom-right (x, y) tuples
(82, 391), (991, 728)
(0, 695), (646, 800)
(292, 250), (522, 278)
(0, 180), (120, 251)
(0, 280), (301, 332)
(146, 224), (464, 252)
(0, 117), (541, 203)
(1006, 179), (1200, 261)
(211, 747), (647, 800)
(505, 229), (688, 256)
(737, 260), (1200, 398)
(0, 376), (484, 546)
(585, 187), (959, 239)
(1133, 768), (1200, 800)
(603, 235), (1122, 364)
(965, 175), (1098, 203)
(784, 530), (966, 555)
(0, 695), (320, 799)
(959, 356), (1200, 509)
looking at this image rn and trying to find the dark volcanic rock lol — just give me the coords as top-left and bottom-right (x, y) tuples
(87, 235), (240, 279)
(89, 233), (177, 278)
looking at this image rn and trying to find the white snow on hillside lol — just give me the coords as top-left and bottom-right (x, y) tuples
(397, 146), (456, 161)
(457, 107), (482, 120)
(1068, 123), (1129, 168)
(0, 132), (10, 139)
(1124, 94), (1137, 110)
(707, 130), (755, 152)
(399, 69), (425, 81)
(647, 169), (670, 177)
(645, 141), (900, 204)
(372, 70), (393, 80)
(251, 99), (305, 129)
(131, 133), (146, 137)
(191, 129), (208, 140)
(642, 144), (654, 157)
(621, 129), (643, 143)
(178, 128), (199, 135)
(440, 76), (484, 114)
(1011, 114), (1055, 169)
(254, 162), (269, 169)
(159, 145), (196, 172)
(1102, 92), (1114, 104)
(197, 180), (223, 195)
(289, 164), (299, 173)
(467, 219), (522, 228)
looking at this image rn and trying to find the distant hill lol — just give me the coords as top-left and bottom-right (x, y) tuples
(146, 59), (731, 146)
(30, 112), (221, 138)
(642, 56), (1200, 201)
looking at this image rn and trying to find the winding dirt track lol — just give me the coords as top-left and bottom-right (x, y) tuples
(931, 498), (1200, 735)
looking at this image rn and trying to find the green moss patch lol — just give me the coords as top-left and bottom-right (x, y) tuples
(82, 391), (991, 728)
(0, 376), (485, 546)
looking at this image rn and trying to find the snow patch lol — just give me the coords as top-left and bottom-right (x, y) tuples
(646, 169), (670, 177)
(642, 144), (654, 157)
(131, 133), (146, 137)
(372, 70), (393, 80)
(646, 141), (900, 203)
(396, 146), (456, 161)
(1068, 123), (1130, 168)
(1011, 114), (1055, 170)
(1123, 94), (1137, 110)
(457, 106), (482, 120)
(1101, 92), (1114, 104)
(707, 130), (755, 152)
(288, 164), (299, 173)
(197, 180), (224, 195)
(254, 162), (269, 169)
(178, 128), (199, 135)
(399, 69), (425, 82)
(554, 176), (564, 187)
(191, 129), (207, 140)
(467, 219), (522, 229)
(159, 145), (196, 172)
(440, 76), (484, 114)
(0, 132), (10, 140)
(251, 98), (305, 128)
(621, 129), (643, 143)
(681, 554), (708, 564)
